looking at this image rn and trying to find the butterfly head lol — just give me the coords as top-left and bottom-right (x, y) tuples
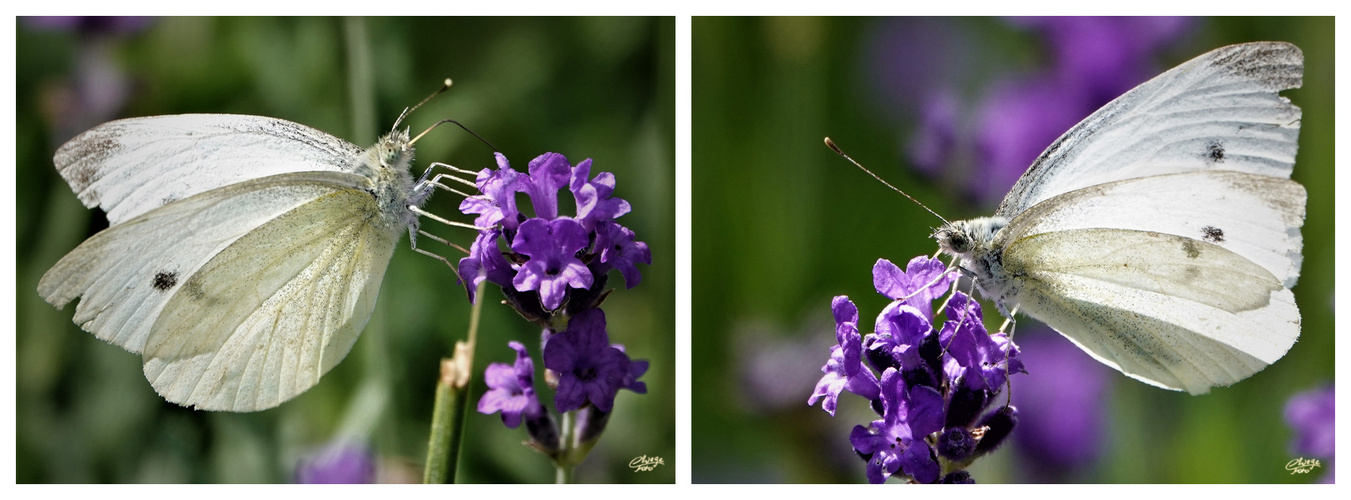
(376, 128), (415, 172)
(934, 217), (1006, 259)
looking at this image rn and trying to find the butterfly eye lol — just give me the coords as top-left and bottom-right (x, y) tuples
(950, 234), (970, 253)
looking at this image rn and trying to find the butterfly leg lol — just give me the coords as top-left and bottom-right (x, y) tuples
(997, 305), (1020, 338)
(408, 228), (467, 281)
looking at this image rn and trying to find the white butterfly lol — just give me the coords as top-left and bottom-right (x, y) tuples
(933, 41), (1305, 395)
(38, 103), (448, 411)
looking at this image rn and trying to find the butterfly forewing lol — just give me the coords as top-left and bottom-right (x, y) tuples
(54, 114), (364, 225)
(995, 41), (1303, 218)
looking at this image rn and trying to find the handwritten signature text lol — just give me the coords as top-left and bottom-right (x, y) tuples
(1285, 457), (1322, 475)
(629, 455), (665, 472)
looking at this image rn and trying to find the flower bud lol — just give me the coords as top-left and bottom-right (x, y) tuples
(974, 405), (1018, 455)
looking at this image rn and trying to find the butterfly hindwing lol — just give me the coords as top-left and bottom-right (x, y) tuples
(38, 172), (373, 355)
(141, 182), (397, 411)
(1002, 170), (1306, 288)
(1003, 228), (1299, 394)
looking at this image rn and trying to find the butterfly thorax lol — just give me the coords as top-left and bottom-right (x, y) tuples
(356, 129), (422, 233)
(934, 216), (1020, 317)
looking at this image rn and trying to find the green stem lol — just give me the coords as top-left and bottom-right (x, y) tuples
(555, 410), (575, 483)
(423, 280), (486, 483)
(556, 463), (574, 484)
(343, 16), (375, 142)
(422, 374), (461, 484)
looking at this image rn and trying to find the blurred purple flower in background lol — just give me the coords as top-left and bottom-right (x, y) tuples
(295, 441), (376, 484)
(866, 16), (1196, 206)
(24, 16), (153, 33)
(1284, 384), (1334, 483)
(1011, 330), (1110, 481)
(22, 16), (155, 143)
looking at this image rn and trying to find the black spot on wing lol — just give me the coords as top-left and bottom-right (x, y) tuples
(1201, 226), (1225, 243)
(1206, 140), (1225, 164)
(153, 271), (178, 291)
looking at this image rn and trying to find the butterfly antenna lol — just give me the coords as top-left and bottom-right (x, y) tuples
(411, 118), (499, 152)
(394, 78), (454, 131)
(824, 137), (949, 225)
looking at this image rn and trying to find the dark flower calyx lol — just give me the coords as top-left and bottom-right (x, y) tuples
(944, 383), (989, 429)
(940, 470), (975, 484)
(974, 405), (1018, 455)
(937, 427), (977, 461)
(918, 334), (944, 374)
(901, 366), (938, 390)
(865, 339), (901, 373)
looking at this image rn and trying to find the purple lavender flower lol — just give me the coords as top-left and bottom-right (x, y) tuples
(621, 358), (650, 394)
(459, 151), (650, 467)
(522, 152), (572, 221)
(809, 296), (881, 416)
(869, 302), (932, 371)
(940, 292), (1025, 392)
(1285, 384), (1334, 460)
(478, 341), (543, 429)
(811, 255), (1024, 483)
(456, 152), (649, 319)
(511, 218), (593, 310)
(570, 158), (632, 232)
(848, 369), (942, 484)
(595, 221), (652, 289)
(458, 229), (516, 303)
(543, 309), (636, 413)
(872, 256), (956, 321)
(295, 441), (376, 484)
(460, 153), (524, 230)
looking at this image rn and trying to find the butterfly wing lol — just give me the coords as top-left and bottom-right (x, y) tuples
(1002, 228), (1299, 394)
(1003, 170), (1306, 288)
(53, 114), (364, 225)
(994, 41), (1303, 218)
(39, 171), (398, 411)
(141, 181), (398, 411)
(38, 172), (372, 353)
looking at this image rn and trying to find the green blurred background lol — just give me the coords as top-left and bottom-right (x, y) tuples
(692, 17), (1333, 483)
(16, 16), (674, 483)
